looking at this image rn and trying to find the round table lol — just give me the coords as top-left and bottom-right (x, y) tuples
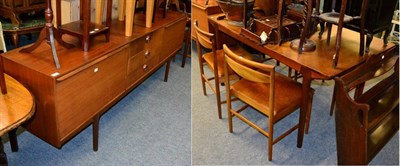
(0, 74), (35, 165)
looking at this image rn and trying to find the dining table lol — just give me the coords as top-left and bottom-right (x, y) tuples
(0, 74), (35, 165)
(207, 13), (397, 148)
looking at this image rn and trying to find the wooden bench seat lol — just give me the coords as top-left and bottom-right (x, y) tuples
(334, 48), (399, 165)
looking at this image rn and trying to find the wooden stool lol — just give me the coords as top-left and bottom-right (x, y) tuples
(55, 0), (113, 51)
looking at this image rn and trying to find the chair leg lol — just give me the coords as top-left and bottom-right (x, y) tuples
(326, 23), (332, 45)
(268, 119), (274, 161)
(199, 63), (207, 95)
(319, 22), (325, 38)
(329, 87), (336, 116)
(215, 77), (222, 119)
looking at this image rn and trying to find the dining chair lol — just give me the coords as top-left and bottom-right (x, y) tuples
(194, 19), (256, 119)
(223, 44), (314, 161)
(298, 0), (368, 68)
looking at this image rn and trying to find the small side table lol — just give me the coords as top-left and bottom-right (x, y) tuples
(0, 74), (35, 165)
(55, 0), (113, 51)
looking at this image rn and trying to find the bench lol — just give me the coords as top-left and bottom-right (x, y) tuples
(333, 48), (399, 165)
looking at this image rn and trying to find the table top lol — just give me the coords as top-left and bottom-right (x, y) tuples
(208, 13), (396, 79)
(0, 74), (35, 136)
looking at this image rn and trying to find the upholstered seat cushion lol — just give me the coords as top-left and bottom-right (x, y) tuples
(203, 45), (256, 77)
(0, 13), (45, 31)
(318, 12), (354, 24)
(231, 73), (307, 122)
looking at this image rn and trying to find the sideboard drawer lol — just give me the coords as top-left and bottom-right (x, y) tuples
(127, 48), (158, 87)
(130, 35), (151, 56)
(55, 47), (128, 141)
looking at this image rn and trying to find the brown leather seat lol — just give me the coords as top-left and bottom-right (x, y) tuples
(223, 44), (314, 161)
(194, 19), (256, 119)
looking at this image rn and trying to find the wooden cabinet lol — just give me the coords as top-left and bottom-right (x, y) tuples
(55, 46), (128, 142)
(191, 0), (222, 38)
(0, 0), (46, 26)
(161, 16), (187, 62)
(1, 11), (187, 149)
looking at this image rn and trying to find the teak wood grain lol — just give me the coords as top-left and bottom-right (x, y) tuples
(1, 10), (186, 149)
(0, 74), (35, 136)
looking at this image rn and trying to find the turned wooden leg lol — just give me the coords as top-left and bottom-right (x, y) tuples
(12, 32), (19, 48)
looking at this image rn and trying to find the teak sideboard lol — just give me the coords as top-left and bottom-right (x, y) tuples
(1, 10), (187, 149)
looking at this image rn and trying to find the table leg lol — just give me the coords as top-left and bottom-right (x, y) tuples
(125, 0), (136, 36)
(0, 137), (7, 165)
(146, 0), (155, 28)
(297, 67), (312, 148)
(119, 0), (126, 21)
(95, 0), (105, 25)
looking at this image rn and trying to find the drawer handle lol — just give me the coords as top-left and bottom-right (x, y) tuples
(145, 50), (150, 57)
(145, 35), (151, 43)
(143, 64), (148, 71)
(94, 67), (99, 73)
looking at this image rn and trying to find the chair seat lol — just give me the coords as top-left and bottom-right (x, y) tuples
(1, 13), (45, 31)
(319, 12), (354, 24)
(231, 73), (304, 121)
(203, 46), (256, 77)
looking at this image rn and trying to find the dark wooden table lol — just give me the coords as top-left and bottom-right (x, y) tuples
(0, 74), (35, 165)
(207, 13), (396, 148)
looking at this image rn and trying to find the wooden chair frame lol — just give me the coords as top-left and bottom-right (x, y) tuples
(223, 44), (314, 161)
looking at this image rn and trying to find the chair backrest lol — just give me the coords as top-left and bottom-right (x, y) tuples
(194, 19), (218, 52)
(223, 44), (275, 114)
(0, 22), (6, 52)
